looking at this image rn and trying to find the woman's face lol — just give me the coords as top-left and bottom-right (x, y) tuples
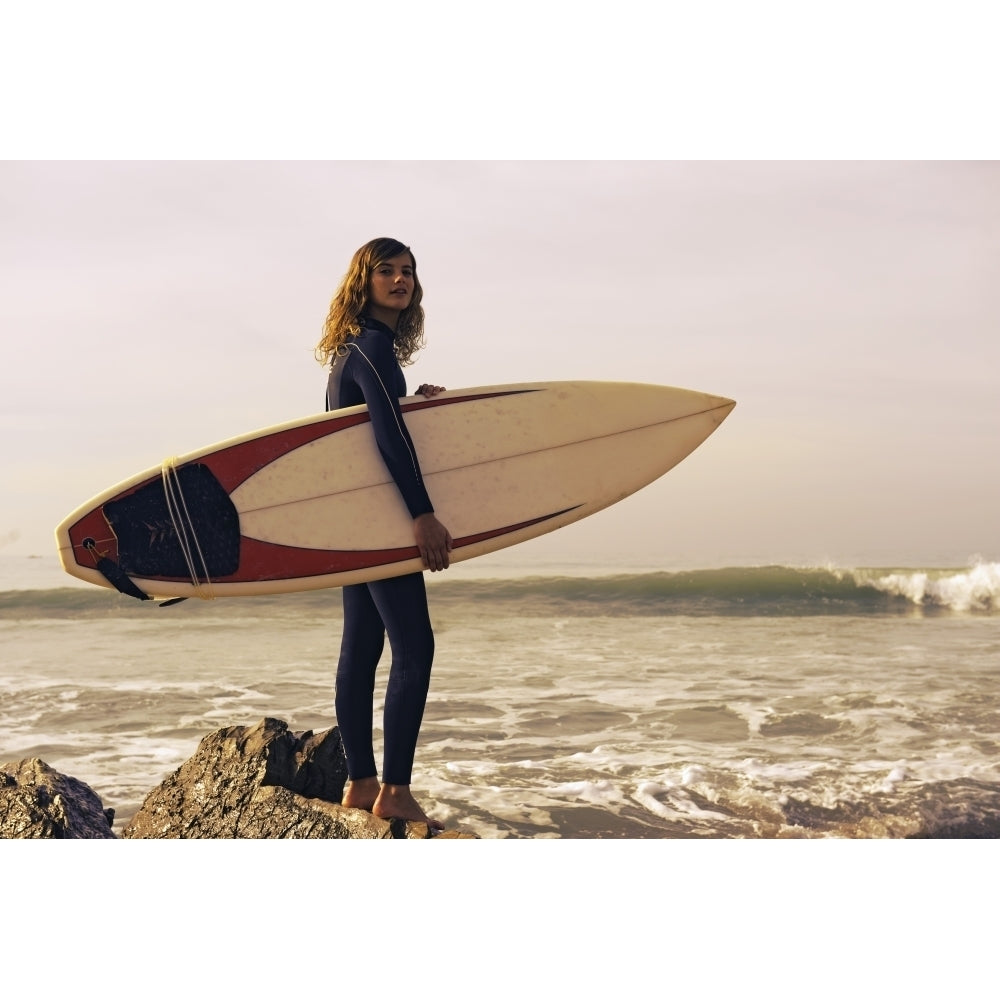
(367, 253), (415, 319)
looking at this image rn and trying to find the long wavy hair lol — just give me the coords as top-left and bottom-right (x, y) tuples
(315, 237), (425, 367)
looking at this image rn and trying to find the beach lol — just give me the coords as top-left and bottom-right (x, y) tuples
(3, 554), (997, 839)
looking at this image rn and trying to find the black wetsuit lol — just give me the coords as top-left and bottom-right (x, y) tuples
(326, 316), (435, 786)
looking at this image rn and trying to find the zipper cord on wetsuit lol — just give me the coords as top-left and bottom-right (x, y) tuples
(349, 342), (424, 488)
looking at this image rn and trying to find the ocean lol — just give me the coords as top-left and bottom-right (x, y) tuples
(3, 553), (998, 840)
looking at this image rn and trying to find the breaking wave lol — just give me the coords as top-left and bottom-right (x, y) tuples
(429, 562), (1000, 616)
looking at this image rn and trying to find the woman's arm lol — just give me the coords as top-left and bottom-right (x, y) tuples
(350, 341), (452, 570)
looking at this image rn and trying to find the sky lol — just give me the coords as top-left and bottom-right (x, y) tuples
(3, 159), (997, 572)
(2, 4), (998, 575)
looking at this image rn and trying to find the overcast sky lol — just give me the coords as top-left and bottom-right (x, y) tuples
(3, 5), (998, 574)
(2, 159), (996, 572)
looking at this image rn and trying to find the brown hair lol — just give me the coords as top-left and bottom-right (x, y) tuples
(315, 237), (425, 367)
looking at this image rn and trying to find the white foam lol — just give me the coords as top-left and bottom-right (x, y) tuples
(739, 757), (828, 783)
(865, 561), (1000, 612)
(567, 746), (634, 772)
(634, 780), (730, 820)
(445, 760), (499, 777)
(550, 779), (621, 806)
(681, 764), (709, 784)
(877, 764), (911, 793)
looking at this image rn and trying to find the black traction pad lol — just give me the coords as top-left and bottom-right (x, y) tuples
(103, 463), (240, 579)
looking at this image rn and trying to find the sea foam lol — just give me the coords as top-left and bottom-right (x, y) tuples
(862, 561), (1000, 612)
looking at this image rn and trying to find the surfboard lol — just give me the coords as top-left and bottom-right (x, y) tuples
(54, 381), (735, 600)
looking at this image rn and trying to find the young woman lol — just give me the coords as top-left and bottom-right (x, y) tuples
(316, 237), (452, 830)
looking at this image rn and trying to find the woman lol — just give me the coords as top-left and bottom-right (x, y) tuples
(316, 237), (452, 830)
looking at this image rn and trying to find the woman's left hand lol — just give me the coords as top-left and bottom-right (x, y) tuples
(416, 383), (446, 397)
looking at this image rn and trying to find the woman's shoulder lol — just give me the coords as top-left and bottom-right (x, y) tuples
(350, 320), (397, 368)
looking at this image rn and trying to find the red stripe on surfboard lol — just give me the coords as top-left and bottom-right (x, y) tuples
(65, 408), (373, 563)
(191, 388), (537, 493)
(127, 506), (581, 584)
(64, 388), (537, 569)
(451, 505), (579, 550)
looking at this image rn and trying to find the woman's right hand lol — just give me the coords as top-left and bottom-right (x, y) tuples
(417, 383), (446, 397)
(413, 513), (453, 572)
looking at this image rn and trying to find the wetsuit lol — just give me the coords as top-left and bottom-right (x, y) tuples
(326, 316), (435, 786)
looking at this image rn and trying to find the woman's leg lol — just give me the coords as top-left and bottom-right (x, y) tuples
(335, 582), (385, 785)
(336, 573), (440, 826)
(364, 571), (435, 787)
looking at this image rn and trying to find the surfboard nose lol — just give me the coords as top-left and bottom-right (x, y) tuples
(706, 395), (736, 424)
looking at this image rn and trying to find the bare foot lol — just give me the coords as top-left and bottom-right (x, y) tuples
(341, 776), (381, 811)
(372, 784), (444, 831)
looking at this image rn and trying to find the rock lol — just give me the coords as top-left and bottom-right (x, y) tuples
(123, 717), (475, 839)
(2, 718), (476, 840)
(0, 758), (116, 839)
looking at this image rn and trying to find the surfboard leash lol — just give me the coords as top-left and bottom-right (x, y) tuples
(161, 457), (217, 601)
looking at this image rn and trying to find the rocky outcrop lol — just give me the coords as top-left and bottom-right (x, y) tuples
(125, 716), (399, 838)
(0, 758), (116, 838)
(3, 718), (476, 840)
(123, 717), (350, 838)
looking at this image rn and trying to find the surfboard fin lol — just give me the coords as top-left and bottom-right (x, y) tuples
(83, 538), (151, 601)
(94, 555), (152, 601)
